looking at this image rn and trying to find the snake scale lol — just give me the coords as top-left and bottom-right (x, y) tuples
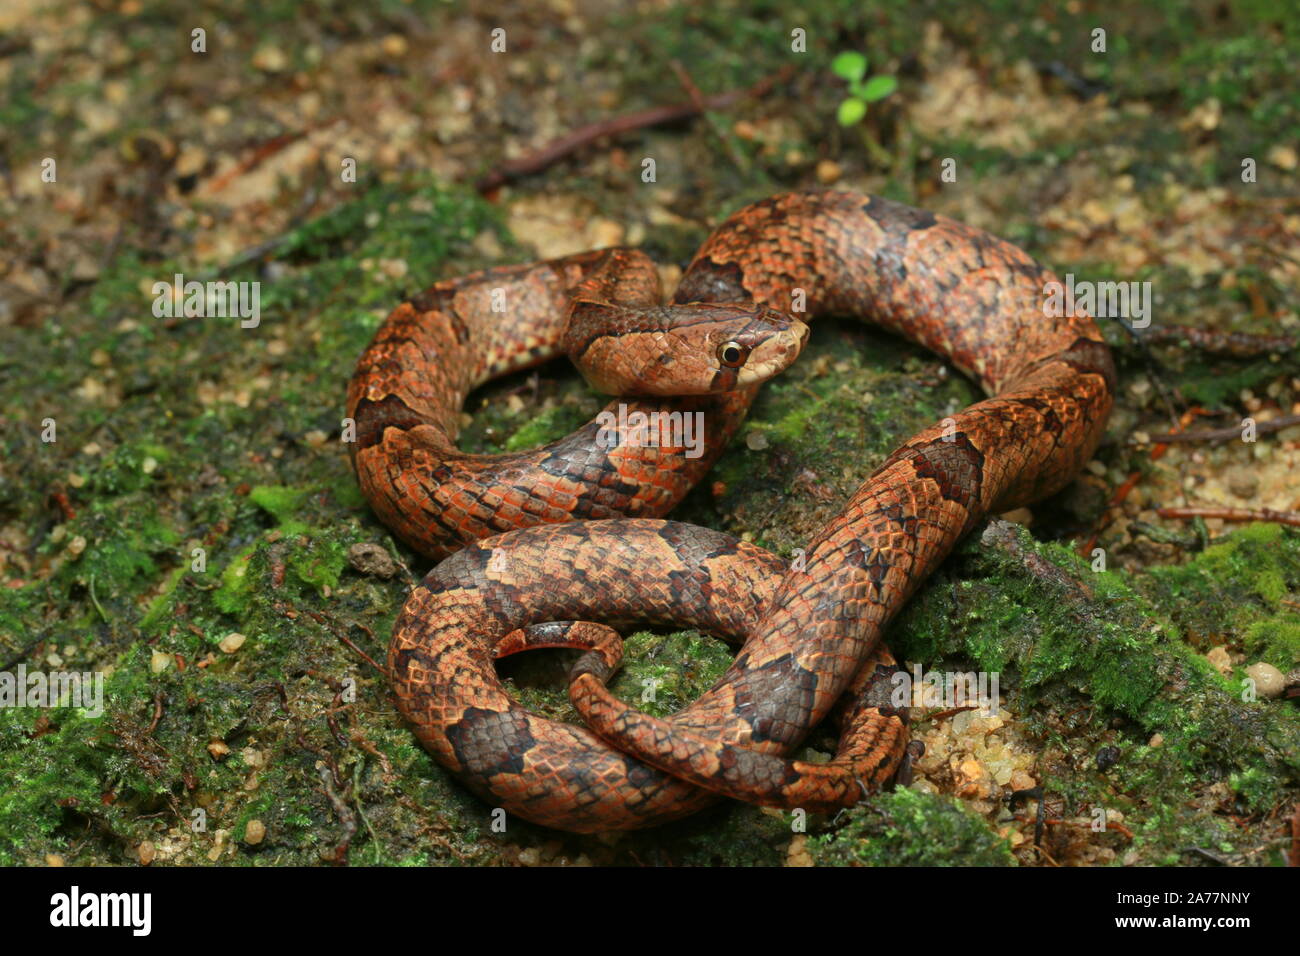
(347, 190), (1115, 832)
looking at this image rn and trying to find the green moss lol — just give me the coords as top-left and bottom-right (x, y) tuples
(1173, 358), (1296, 409)
(55, 503), (181, 628)
(141, 565), (188, 630)
(213, 545), (256, 617)
(248, 485), (312, 524)
(0, 707), (111, 865)
(503, 403), (593, 453)
(613, 630), (728, 717)
(88, 443), (171, 497)
(284, 532), (347, 592)
(1139, 522), (1300, 647)
(658, 805), (789, 866)
(892, 523), (1300, 832)
(503, 627), (735, 725)
(1243, 616), (1300, 669)
(809, 789), (1015, 866)
(1119, 791), (1247, 866)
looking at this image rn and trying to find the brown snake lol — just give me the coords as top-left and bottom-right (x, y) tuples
(347, 190), (1115, 832)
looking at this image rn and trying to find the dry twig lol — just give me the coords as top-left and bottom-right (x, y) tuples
(475, 65), (794, 192)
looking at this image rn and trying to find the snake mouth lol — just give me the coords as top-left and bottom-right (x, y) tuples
(729, 318), (810, 386)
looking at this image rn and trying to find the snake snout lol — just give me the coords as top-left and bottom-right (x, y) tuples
(734, 315), (810, 387)
(769, 318), (809, 361)
(791, 317), (811, 350)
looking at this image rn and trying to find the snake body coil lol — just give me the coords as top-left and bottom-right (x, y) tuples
(347, 191), (1115, 832)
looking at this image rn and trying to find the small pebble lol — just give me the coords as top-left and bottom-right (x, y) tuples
(1267, 144), (1298, 170)
(208, 830), (228, 862)
(347, 542), (399, 579)
(1009, 770), (1037, 791)
(252, 45), (288, 72)
(1245, 662), (1285, 699)
(1226, 468), (1258, 499)
(956, 757), (987, 797)
(137, 841), (155, 865)
(1205, 645), (1233, 676)
(218, 632), (246, 654)
(381, 33), (408, 58)
(786, 834), (814, 866)
(588, 219), (624, 248)
(1095, 745), (1121, 771)
(815, 159), (842, 184)
(244, 820), (266, 845)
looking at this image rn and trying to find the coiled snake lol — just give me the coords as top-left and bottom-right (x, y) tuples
(347, 190), (1115, 832)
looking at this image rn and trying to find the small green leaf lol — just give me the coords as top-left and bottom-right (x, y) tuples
(836, 97), (867, 126)
(859, 74), (898, 102)
(831, 51), (868, 83)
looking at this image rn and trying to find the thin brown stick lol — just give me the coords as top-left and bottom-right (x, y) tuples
(287, 602), (388, 676)
(1141, 324), (1298, 358)
(203, 131), (304, 195)
(0, 638), (46, 672)
(1158, 506), (1300, 527)
(1023, 842), (1061, 867)
(317, 764), (357, 866)
(474, 65), (795, 192)
(669, 59), (749, 175)
(669, 59), (706, 110)
(1146, 412), (1300, 445)
(915, 704), (979, 725)
(146, 690), (164, 736)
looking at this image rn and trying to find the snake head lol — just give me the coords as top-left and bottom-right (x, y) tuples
(572, 302), (809, 396)
(698, 304), (811, 393)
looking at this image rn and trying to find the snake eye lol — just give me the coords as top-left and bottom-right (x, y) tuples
(717, 340), (748, 368)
